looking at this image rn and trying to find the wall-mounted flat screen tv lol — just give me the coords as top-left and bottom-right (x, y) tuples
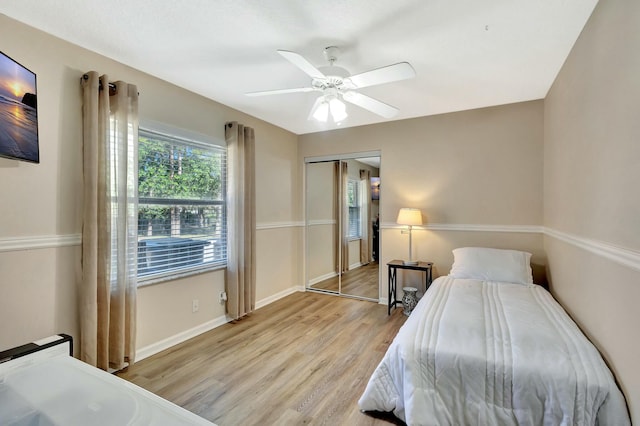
(0, 51), (39, 163)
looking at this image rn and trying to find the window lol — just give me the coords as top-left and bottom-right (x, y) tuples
(137, 128), (226, 282)
(347, 179), (361, 239)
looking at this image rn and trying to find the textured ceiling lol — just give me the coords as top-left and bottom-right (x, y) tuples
(2, 0), (598, 135)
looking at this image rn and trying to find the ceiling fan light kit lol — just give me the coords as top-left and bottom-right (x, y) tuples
(312, 101), (329, 122)
(246, 46), (416, 124)
(307, 93), (348, 123)
(328, 97), (347, 122)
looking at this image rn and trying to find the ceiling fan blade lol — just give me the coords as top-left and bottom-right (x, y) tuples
(342, 91), (399, 118)
(347, 62), (416, 89)
(277, 50), (326, 80)
(246, 87), (316, 97)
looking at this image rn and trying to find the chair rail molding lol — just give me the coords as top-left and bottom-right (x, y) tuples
(0, 234), (82, 252)
(379, 222), (640, 272)
(380, 222), (543, 233)
(544, 227), (640, 272)
(256, 221), (304, 230)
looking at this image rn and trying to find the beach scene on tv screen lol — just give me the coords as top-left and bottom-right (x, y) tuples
(0, 52), (38, 163)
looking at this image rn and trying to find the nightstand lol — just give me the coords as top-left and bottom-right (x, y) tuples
(387, 260), (433, 315)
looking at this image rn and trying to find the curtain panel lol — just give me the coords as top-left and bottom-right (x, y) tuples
(359, 169), (372, 265)
(80, 72), (139, 371)
(340, 161), (349, 273)
(333, 161), (340, 274)
(225, 122), (256, 320)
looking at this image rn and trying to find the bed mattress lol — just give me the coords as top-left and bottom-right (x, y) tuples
(359, 276), (630, 425)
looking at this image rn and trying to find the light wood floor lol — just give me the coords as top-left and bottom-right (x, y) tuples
(310, 261), (379, 300)
(117, 291), (407, 425)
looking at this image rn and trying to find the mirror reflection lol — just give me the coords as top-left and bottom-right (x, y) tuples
(305, 156), (380, 301)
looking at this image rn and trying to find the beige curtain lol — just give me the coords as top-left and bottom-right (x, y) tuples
(225, 122), (256, 320)
(359, 169), (372, 265)
(340, 161), (349, 273)
(333, 161), (340, 274)
(80, 72), (139, 371)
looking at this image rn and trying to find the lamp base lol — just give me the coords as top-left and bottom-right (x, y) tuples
(403, 260), (418, 265)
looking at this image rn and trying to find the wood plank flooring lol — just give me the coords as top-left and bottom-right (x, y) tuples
(117, 291), (407, 425)
(310, 261), (379, 300)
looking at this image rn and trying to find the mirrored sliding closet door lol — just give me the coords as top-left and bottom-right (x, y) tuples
(305, 153), (380, 301)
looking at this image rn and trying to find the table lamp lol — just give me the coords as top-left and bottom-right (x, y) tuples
(396, 208), (422, 265)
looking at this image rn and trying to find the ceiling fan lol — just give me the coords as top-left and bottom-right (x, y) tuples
(246, 46), (416, 123)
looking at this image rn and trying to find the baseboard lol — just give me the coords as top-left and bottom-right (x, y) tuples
(255, 285), (305, 309)
(136, 315), (229, 362)
(349, 262), (362, 270)
(308, 271), (338, 286)
(136, 285), (304, 361)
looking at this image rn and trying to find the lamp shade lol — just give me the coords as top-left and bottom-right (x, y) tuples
(396, 208), (423, 226)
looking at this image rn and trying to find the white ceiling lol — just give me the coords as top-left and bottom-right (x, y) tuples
(2, 0), (598, 135)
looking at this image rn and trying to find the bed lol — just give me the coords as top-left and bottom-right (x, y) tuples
(359, 247), (630, 425)
(0, 334), (216, 425)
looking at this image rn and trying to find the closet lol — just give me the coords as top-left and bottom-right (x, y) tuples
(305, 153), (380, 301)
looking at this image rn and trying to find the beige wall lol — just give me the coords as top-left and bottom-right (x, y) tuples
(306, 224), (336, 282)
(348, 240), (361, 269)
(299, 101), (546, 298)
(305, 161), (337, 282)
(544, 0), (640, 420)
(299, 101), (543, 226)
(0, 15), (301, 353)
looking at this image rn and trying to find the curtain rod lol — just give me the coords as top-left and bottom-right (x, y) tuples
(81, 73), (116, 92)
(81, 74), (139, 96)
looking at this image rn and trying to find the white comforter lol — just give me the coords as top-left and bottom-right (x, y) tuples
(359, 276), (630, 426)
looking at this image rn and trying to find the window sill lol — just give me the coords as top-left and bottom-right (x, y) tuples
(348, 237), (362, 242)
(137, 263), (226, 288)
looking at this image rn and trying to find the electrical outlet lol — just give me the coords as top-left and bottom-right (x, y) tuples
(192, 299), (199, 313)
(219, 291), (227, 304)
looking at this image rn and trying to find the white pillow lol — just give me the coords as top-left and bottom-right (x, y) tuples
(449, 247), (533, 285)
